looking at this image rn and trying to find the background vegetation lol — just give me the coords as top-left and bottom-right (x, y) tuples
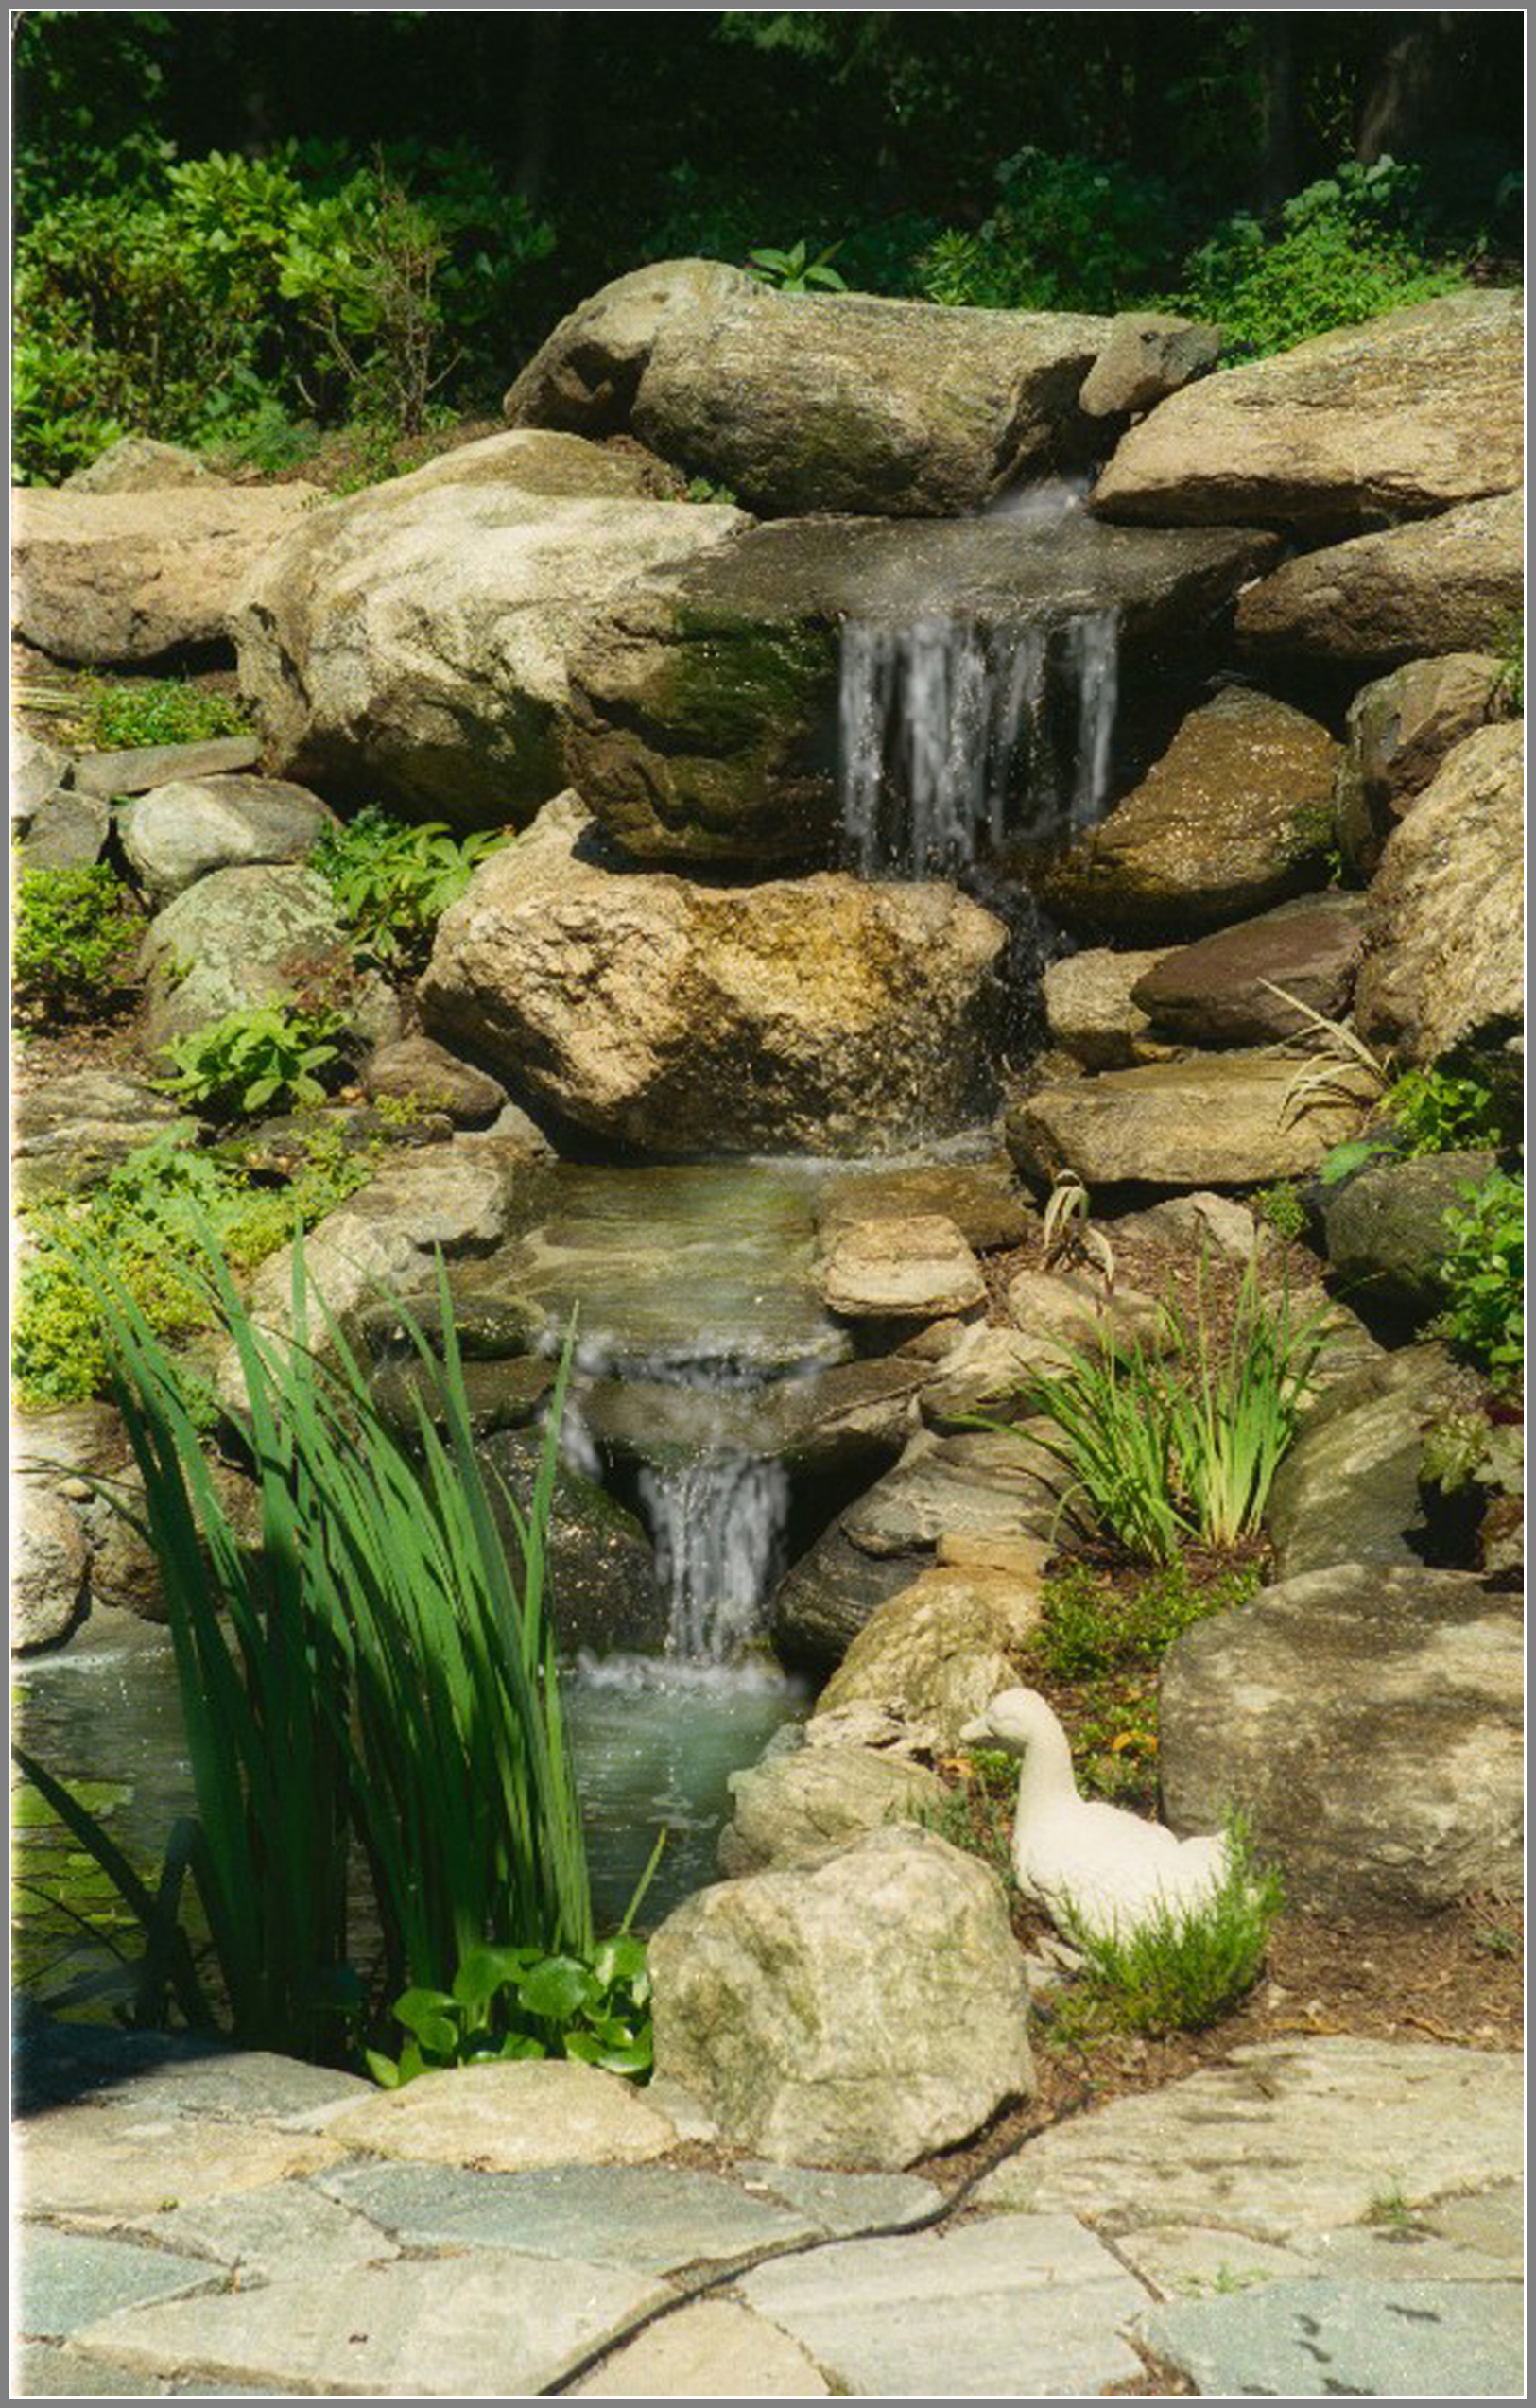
(13, 12), (1523, 482)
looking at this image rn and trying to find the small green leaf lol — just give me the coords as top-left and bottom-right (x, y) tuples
(516, 1954), (596, 2022)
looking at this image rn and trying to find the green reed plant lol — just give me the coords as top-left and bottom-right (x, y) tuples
(1001, 1262), (1326, 1564)
(13, 1228), (592, 2063)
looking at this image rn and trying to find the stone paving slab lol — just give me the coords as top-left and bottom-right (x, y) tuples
(17, 2227), (224, 2342)
(740, 2160), (942, 2235)
(13, 2342), (166, 2395)
(1143, 2273), (1527, 2398)
(15, 2106), (343, 2219)
(72, 2254), (673, 2398)
(319, 2158), (820, 2271)
(129, 2178), (402, 2281)
(571, 2299), (833, 2396)
(737, 2213), (1148, 2396)
(977, 2037), (1525, 2243)
(1113, 2222), (1311, 2302)
(38, 2049), (375, 2131)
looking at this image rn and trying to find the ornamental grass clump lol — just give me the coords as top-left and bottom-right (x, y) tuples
(1009, 1261), (1326, 1564)
(14, 1230), (592, 2065)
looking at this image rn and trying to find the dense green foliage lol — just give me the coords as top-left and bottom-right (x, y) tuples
(12, 864), (142, 1020)
(370, 1932), (653, 2088)
(1382, 1065), (1519, 1158)
(155, 1004), (349, 1120)
(12, 1128), (373, 1412)
(86, 678), (249, 752)
(15, 1239), (594, 2061)
(13, 14), (1520, 483)
(1438, 1168), (1524, 1393)
(1032, 1556), (1260, 1685)
(312, 806), (511, 974)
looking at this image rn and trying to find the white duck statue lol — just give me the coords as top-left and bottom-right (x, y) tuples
(960, 1687), (1232, 1945)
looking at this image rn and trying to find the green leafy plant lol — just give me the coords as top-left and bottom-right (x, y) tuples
(683, 475), (740, 506)
(1060, 1814), (1283, 2035)
(1493, 611), (1524, 713)
(86, 678), (249, 751)
(312, 805), (510, 972)
(13, 1235), (594, 2059)
(1437, 1167), (1524, 1392)
(1002, 1265), (1326, 1563)
(1032, 1558), (1259, 1686)
(746, 238), (847, 292)
(919, 148), (1183, 315)
(1382, 1066), (1515, 1157)
(369, 1931), (654, 2088)
(12, 863), (142, 1020)
(1253, 1181), (1307, 1242)
(155, 1004), (349, 1120)
(12, 1127), (375, 1412)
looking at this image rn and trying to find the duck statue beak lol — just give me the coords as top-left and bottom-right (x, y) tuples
(958, 1715), (991, 1745)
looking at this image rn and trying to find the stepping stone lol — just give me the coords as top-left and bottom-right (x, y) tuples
(17, 2226), (220, 2341)
(977, 2038), (1525, 2246)
(11, 2343), (165, 2396)
(74, 2254), (670, 2398)
(573, 2298), (832, 2396)
(319, 2160), (817, 2272)
(132, 2177), (400, 2281)
(48, 2046), (373, 2131)
(736, 2215), (1149, 2395)
(1143, 2274), (1527, 2399)
(740, 2162), (942, 2236)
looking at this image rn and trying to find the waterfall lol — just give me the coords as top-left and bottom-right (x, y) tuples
(636, 1454), (791, 1664)
(838, 607), (1120, 877)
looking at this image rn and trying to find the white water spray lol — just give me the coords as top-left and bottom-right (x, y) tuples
(637, 1454), (791, 1664)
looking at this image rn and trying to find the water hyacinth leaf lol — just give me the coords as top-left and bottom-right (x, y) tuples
(592, 1932), (649, 1995)
(517, 1954), (595, 2022)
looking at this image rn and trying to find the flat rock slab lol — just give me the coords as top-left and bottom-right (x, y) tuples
(573, 2297), (832, 2397)
(739, 2161), (941, 2235)
(319, 2158), (817, 2271)
(1144, 2273), (1527, 2399)
(17, 2226), (222, 2341)
(10, 2343), (168, 2396)
(1237, 487), (1524, 667)
(820, 1214), (986, 1320)
(28, 2044), (375, 2131)
(815, 1161), (1032, 1252)
(1007, 1053), (1375, 1188)
(130, 2177), (401, 2281)
(1131, 892), (1366, 1048)
(320, 2058), (679, 2170)
(737, 2214), (1148, 2396)
(977, 2037), (1525, 2243)
(16, 2105), (342, 2219)
(73, 736), (262, 799)
(74, 2253), (670, 2398)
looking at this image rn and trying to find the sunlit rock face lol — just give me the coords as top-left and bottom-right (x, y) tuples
(418, 792), (1009, 1156)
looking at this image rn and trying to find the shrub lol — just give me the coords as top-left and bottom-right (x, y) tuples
(1382, 1065), (1516, 1157)
(1032, 1557), (1259, 1685)
(13, 1239), (594, 2060)
(1178, 159), (1464, 359)
(12, 864), (142, 1021)
(154, 1004), (350, 1121)
(1060, 1815), (1283, 2035)
(1438, 1167), (1524, 1393)
(12, 1128), (373, 1412)
(918, 149), (1184, 315)
(370, 1932), (654, 2088)
(312, 806), (511, 973)
(86, 678), (248, 752)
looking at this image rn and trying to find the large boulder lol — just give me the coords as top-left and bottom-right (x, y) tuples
(1159, 1565), (1523, 1914)
(119, 775), (335, 907)
(233, 448), (748, 827)
(563, 514), (1276, 867)
(508, 258), (1115, 517)
(1235, 490), (1524, 667)
(1334, 652), (1509, 880)
(419, 793), (1008, 1155)
(137, 862), (396, 1053)
(1130, 893), (1367, 1048)
(649, 1823), (1034, 2168)
(1320, 1151), (1500, 1325)
(11, 483), (322, 664)
(1265, 1343), (1481, 1582)
(1034, 687), (1338, 940)
(717, 1743), (946, 1876)
(1352, 722), (1523, 1066)
(1092, 291), (1522, 531)
(1006, 1054), (1375, 1190)
(813, 1565), (1044, 1756)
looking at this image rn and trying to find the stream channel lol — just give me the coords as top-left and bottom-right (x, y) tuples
(14, 474), (1177, 2000)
